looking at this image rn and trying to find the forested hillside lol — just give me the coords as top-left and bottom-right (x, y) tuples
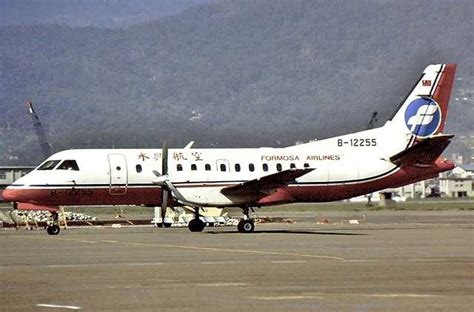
(1, 0), (472, 164)
(0, 0), (212, 27)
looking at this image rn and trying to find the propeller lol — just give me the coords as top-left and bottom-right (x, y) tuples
(161, 142), (169, 226)
(153, 142), (169, 227)
(152, 141), (204, 224)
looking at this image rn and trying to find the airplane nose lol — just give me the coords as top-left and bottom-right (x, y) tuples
(2, 188), (20, 202)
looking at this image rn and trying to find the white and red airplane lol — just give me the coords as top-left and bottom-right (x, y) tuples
(2, 64), (456, 235)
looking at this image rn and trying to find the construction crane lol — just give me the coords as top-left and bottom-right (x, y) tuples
(367, 111), (378, 129)
(26, 100), (51, 158)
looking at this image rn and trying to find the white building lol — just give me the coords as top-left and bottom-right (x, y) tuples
(439, 164), (474, 198)
(439, 177), (473, 197)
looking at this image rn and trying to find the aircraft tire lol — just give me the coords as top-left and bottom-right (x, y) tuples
(237, 219), (255, 233)
(188, 219), (205, 232)
(46, 225), (60, 235)
(157, 222), (173, 228)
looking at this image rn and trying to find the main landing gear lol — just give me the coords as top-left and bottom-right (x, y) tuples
(184, 206), (256, 233)
(188, 207), (205, 232)
(237, 207), (255, 233)
(46, 211), (60, 235)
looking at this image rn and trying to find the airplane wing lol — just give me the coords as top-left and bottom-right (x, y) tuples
(389, 134), (454, 167)
(221, 168), (314, 196)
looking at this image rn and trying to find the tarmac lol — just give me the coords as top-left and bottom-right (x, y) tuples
(0, 210), (473, 311)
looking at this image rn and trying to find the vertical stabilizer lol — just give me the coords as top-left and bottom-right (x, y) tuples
(390, 64), (456, 140)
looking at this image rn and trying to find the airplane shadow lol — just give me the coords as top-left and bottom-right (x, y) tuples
(206, 230), (367, 236)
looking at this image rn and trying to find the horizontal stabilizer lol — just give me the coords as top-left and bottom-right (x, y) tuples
(389, 134), (454, 167)
(221, 168), (314, 196)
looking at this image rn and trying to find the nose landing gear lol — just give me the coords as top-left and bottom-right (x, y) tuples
(46, 211), (61, 235)
(46, 224), (60, 235)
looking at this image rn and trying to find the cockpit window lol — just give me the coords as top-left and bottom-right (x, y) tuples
(37, 160), (61, 170)
(57, 160), (80, 171)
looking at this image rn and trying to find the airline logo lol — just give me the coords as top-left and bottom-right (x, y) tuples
(404, 97), (441, 137)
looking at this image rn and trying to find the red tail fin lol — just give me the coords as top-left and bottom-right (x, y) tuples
(432, 64), (456, 134)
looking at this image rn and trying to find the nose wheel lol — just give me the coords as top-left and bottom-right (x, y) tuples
(46, 211), (61, 235)
(46, 224), (60, 235)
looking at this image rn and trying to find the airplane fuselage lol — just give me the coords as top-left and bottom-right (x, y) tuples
(4, 124), (454, 209)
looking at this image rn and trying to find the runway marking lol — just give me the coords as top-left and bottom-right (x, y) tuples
(201, 261), (240, 264)
(127, 262), (164, 266)
(36, 303), (81, 310)
(47, 264), (92, 268)
(364, 293), (440, 298)
(56, 238), (100, 244)
(250, 295), (323, 300)
(342, 259), (381, 263)
(271, 260), (307, 264)
(408, 258), (446, 262)
(101, 240), (118, 243)
(122, 242), (344, 260)
(12, 235), (344, 261)
(196, 282), (249, 287)
(13, 235), (99, 244)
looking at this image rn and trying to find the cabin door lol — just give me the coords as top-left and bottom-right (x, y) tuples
(108, 154), (128, 195)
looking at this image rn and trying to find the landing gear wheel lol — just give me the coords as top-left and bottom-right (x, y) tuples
(46, 224), (60, 235)
(188, 219), (205, 232)
(156, 222), (172, 228)
(237, 219), (255, 233)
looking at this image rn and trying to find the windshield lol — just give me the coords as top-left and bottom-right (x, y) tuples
(57, 160), (80, 171)
(37, 160), (61, 170)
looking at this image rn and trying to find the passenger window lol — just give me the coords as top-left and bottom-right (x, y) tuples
(38, 160), (61, 170)
(235, 164), (241, 172)
(177, 164), (183, 171)
(276, 163), (282, 172)
(290, 163), (296, 169)
(249, 163), (255, 172)
(220, 164), (227, 172)
(304, 163), (310, 168)
(205, 164), (211, 171)
(136, 164), (142, 173)
(262, 163), (268, 172)
(191, 164), (197, 171)
(57, 160), (79, 171)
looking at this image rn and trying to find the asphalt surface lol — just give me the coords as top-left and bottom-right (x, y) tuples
(0, 211), (473, 311)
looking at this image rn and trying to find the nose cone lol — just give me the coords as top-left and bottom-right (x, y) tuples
(2, 187), (19, 202)
(2, 187), (25, 202)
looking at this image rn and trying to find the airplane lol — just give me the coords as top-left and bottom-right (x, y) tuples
(2, 64), (456, 235)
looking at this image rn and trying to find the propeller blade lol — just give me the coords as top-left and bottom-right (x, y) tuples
(161, 188), (168, 225)
(164, 180), (201, 207)
(162, 141), (168, 176)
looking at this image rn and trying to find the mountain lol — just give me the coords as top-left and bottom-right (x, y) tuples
(0, 0), (213, 28)
(0, 0), (473, 164)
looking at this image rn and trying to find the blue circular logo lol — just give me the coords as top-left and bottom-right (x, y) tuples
(404, 97), (441, 137)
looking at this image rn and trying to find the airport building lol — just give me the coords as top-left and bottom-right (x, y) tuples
(439, 164), (474, 197)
